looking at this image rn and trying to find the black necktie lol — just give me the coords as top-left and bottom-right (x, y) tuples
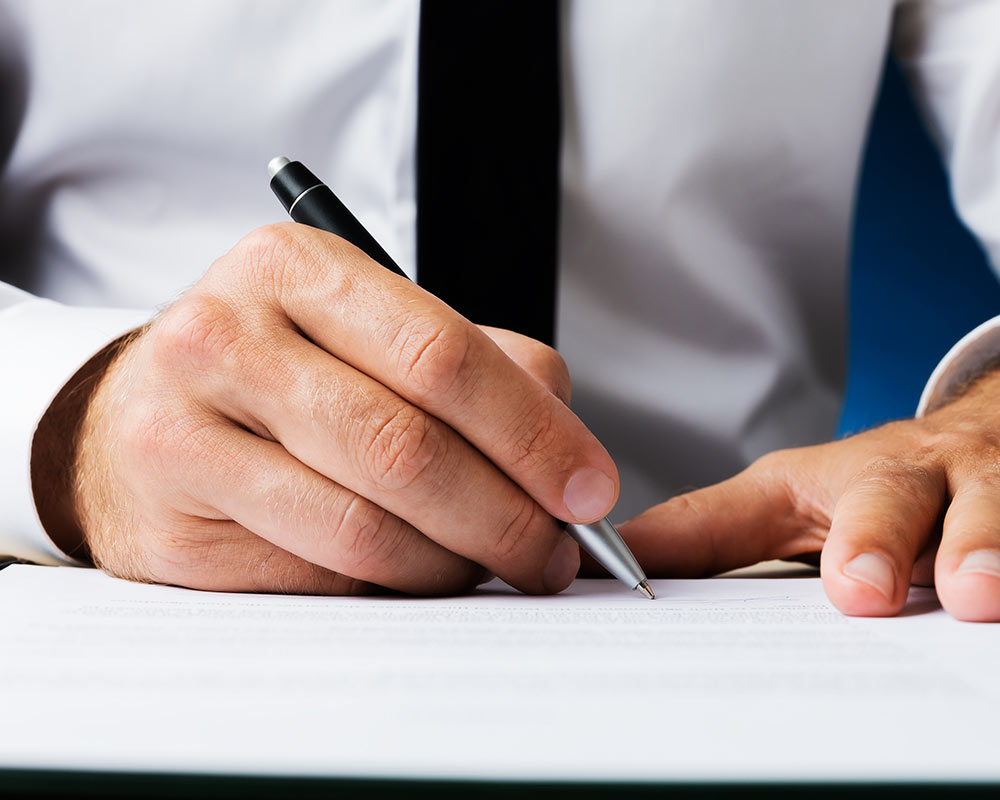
(416, 0), (561, 346)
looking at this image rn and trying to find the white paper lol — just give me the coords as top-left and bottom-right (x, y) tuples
(1, 565), (998, 782)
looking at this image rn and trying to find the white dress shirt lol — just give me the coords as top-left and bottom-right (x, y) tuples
(1, 0), (999, 565)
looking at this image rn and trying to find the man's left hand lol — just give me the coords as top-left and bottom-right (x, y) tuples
(618, 370), (1000, 621)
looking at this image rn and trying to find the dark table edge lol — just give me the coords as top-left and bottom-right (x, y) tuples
(0, 769), (997, 800)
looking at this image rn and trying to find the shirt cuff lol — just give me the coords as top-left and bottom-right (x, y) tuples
(917, 315), (1000, 417)
(0, 299), (151, 565)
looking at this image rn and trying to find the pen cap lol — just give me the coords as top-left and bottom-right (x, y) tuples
(268, 158), (407, 278)
(268, 159), (322, 213)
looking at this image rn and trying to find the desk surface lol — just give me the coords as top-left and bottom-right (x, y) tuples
(1, 564), (996, 791)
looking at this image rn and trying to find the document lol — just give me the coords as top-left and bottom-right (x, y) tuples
(1, 565), (998, 782)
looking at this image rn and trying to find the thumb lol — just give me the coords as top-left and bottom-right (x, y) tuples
(615, 453), (824, 577)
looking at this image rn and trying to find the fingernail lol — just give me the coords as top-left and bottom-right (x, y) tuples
(843, 553), (895, 601)
(543, 535), (580, 593)
(957, 549), (1000, 579)
(563, 467), (616, 522)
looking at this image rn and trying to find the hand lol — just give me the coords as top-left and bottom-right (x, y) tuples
(34, 223), (619, 595)
(617, 370), (1000, 621)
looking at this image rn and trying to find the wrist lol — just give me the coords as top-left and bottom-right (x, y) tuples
(30, 327), (145, 562)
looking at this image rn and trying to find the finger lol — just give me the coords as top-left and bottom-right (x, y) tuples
(935, 480), (1000, 622)
(477, 326), (572, 405)
(248, 224), (617, 525)
(142, 415), (484, 596)
(142, 518), (380, 596)
(615, 453), (825, 577)
(911, 532), (940, 588)
(203, 330), (577, 595)
(820, 461), (945, 617)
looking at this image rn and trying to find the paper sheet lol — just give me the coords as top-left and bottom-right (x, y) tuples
(1, 565), (998, 782)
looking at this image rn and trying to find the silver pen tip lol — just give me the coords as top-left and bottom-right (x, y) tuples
(267, 156), (291, 179)
(636, 580), (655, 600)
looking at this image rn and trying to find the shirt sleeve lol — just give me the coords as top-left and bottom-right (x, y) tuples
(916, 314), (1000, 414)
(0, 283), (150, 564)
(892, 0), (1000, 415)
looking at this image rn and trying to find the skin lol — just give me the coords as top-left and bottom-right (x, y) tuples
(31, 222), (1000, 620)
(34, 223), (618, 596)
(616, 371), (1000, 622)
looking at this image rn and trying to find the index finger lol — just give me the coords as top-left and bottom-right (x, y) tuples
(257, 224), (620, 525)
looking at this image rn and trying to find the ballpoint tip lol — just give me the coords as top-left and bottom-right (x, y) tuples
(267, 156), (292, 179)
(636, 580), (655, 600)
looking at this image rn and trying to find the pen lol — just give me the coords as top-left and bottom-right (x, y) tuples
(267, 156), (655, 600)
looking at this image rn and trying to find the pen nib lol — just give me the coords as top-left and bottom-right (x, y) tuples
(636, 580), (655, 600)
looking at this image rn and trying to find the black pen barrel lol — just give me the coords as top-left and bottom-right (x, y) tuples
(269, 160), (407, 279)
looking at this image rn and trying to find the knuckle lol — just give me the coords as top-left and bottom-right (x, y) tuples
(125, 402), (175, 470)
(749, 448), (794, 475)
(919, 429), (999, 467)
(846, 457), (940, 519)
(744, 451), (811, 522)
(490, 495), (548, 564)
(231, 222), (312, 291)
(746, 448), (792, 493)
(328, 496), (407, 575)
(662, 491), (702, 519)
(297, 367), (343, 434)
(362, 402), (444, 490)
(662, 492), (720, 576)
(967, 472), (1000, 496)
(856, 456), (935, 488)
(507, 398), (561, 473)
(285, 564), (375, 597)
(394, 318), (477, 402)
(238, 222), (299, 254)
(231, 223), (369, 312)
(529, 341), (571, 395)
(152, 293), (245, 372)
(125, 403), (215, 481)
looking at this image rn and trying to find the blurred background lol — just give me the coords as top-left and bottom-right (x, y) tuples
(841, 57), (1000, 436)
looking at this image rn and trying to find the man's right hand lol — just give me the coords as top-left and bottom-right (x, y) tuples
(38, 223), (619, 595)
